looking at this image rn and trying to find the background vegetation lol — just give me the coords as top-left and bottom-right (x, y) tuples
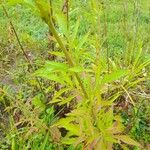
(0, 0), (150, 149)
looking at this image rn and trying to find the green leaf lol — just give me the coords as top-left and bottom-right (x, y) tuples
(41, 132), (49, 150)
(133, 42), (143, 68)
(11, 138), (16, 150)
(49, 87), (71, 104)
(101, 93), (120, 106)
(68, 66), (84, 73)
(46, 107), (54, 115)
(35, 71), (65, 84)
(135, 59), (150, 73)
(115, 135), (142, 148)
(7, 0), (24, 5)
(77, 32), (89, 50)
(58, 95), (77, 105)
(44, 61), (69, 72)
(61, 137), (76, 145)
(32, 95), (45, 111)
(56, 12), (68, 36)
(7, 0), (35, 8)
(34, 61), (70, 84)
(101, 70), (128, 84)
(48, 51), (65, 58)
(72, 19), (80, 42)
(54, 117), (75, 128)
(67, 145), (75, 150)
(35, 0), (50, 23)
(64, 123), (80, 135)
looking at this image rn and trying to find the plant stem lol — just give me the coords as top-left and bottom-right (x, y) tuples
(103, 3), (110, 93)
(47, 6), (88, 98)
(66, 0), (69, 30)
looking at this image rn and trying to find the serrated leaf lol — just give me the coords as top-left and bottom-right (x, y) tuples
(44, 61), (69, 72)
(35, 71), (65, 84)
(49, 87), (71, 104)
(115, 135), (142, 148)
(34, 61), (70, 84)
(101, 70), (128, 84)
(64, 123), (80, 135)
(54, 117), (75, 127)
(58, 95), (77, 105)
(101, 93), (120, 106)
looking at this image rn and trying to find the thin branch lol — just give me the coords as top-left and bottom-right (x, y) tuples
(2, 5), (46, 98)
(2, 5), (32, 66)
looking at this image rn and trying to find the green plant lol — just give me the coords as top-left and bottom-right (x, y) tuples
(32, 0), (149, 149)
(0, 0), (149, 149)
